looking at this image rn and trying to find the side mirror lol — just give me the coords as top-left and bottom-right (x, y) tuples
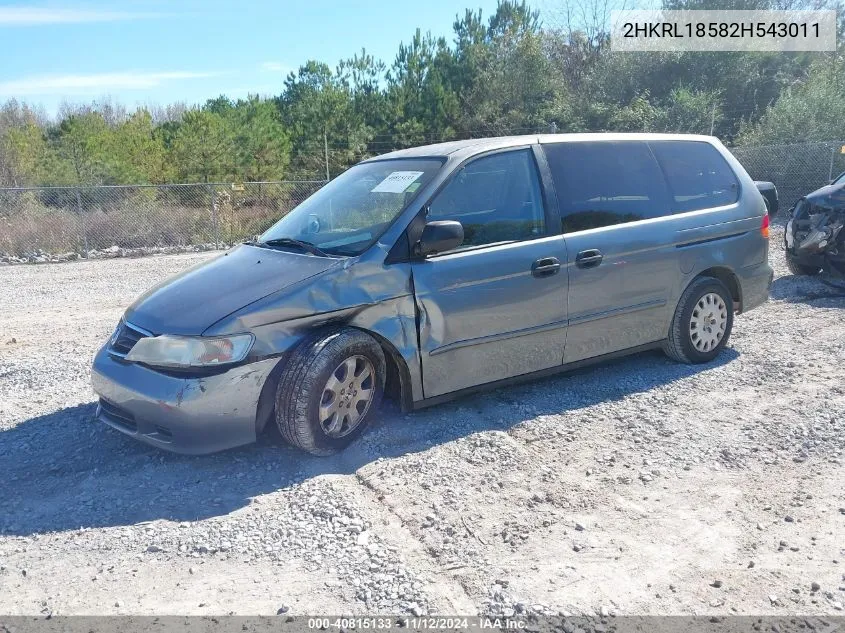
(415, 220), (464, 257)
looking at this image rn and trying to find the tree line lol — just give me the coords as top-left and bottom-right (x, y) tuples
(1, 0), (844, 188)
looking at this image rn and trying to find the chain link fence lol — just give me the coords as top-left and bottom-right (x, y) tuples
(730, 140), (845, 212)
(0, 181), (326, 263)
(2, 140), (845, 264)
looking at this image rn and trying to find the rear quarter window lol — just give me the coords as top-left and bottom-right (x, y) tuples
(649, 141), (740, 212)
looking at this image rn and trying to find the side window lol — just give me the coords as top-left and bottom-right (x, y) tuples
(427, 149), (546, 248)
(650, 141), (739, 212)
(543, 141), (671, 233)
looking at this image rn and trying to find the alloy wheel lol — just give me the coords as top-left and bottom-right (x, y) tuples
(318, 355), (375, 438)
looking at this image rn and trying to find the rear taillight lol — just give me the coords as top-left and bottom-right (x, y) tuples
(761, 213), (770, 239)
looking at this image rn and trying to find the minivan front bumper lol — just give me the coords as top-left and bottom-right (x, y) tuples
(91, 345), (279, 454)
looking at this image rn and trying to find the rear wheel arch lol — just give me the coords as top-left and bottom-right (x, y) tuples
(694, 266), (742, 314)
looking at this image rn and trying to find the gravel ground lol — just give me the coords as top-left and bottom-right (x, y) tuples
(1, 227), (844, 617)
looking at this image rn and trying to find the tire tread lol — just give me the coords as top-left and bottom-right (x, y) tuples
(663, 276), (732, 365)
(275, 329), (384, 455)
(785, 256), (822, 276)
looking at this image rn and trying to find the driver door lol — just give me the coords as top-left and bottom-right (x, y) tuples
(411, 148), (568, 398)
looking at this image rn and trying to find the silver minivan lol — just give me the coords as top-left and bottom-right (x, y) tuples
(91, 133), (773, 455)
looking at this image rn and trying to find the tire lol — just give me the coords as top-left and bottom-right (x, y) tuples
(664, 276), (734, 364)
(275, 328), (385, 456)
(785, 255), (822, 276)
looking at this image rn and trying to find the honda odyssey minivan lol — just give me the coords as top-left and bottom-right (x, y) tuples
(91, 133), (773, 455)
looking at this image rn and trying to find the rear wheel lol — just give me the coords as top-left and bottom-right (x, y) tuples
(664, 277), (734, 364)
(275, 328), (385, 455)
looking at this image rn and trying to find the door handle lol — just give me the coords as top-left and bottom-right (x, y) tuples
(531, 256), (561, 278)
(575, 249), (603, 269)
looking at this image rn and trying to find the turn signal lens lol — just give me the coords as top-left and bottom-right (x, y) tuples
(761, 213), (770, 239)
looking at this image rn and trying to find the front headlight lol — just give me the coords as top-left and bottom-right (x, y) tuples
(125, 334), (254, 368)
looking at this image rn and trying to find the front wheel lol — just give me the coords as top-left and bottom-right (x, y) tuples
(275, 328), (385, 455)
(664, 277), (734, 364)
(785, 255), (822, 276)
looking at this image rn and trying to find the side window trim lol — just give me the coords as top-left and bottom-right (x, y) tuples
(531, 144), (563, 237)
(535, 139), (746, 240)
(407, 146), (553, 258)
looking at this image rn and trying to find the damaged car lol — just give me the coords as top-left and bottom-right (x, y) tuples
(92, 133), (773, 456)
(785, 171), (845, 276)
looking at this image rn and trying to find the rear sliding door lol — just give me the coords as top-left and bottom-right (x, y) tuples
(542, 140), (678, 363)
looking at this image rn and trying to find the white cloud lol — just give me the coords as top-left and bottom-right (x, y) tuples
(0, 71), (221, 96)
(261, 61), (289, 73)
(0, 6), (161, 25)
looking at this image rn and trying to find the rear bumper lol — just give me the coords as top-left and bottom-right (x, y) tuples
(738, 261), (774, 314)
(91, 345), (279, 454)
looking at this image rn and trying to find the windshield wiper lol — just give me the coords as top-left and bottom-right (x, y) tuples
(249, 237), (330, 257)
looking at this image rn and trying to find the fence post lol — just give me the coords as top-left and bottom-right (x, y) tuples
(76, 187), (89, 257)
(324, 132), (330, 181)
(829, 147), (836, 183)
(709, 103), (716, 136)
(209, 184), (219, 249)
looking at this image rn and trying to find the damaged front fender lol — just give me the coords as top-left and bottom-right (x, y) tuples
(203, 248), (424, 404)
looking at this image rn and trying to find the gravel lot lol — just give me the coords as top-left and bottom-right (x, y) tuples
(1, 227), (844, 617)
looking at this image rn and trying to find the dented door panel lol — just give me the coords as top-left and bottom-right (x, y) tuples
(412, 236), (568, 398)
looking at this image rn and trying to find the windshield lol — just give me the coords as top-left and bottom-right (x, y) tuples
(259, 158), (443, 255)
(834, 171), (845, 185)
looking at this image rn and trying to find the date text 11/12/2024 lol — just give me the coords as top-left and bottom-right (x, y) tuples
(307, 617), (527, 630)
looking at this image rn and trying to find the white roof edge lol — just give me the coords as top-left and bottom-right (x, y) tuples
(362, 132), (719, 162)
(537, 132), (718, 143)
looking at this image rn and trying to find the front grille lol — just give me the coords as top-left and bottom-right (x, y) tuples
(108, 320), (151, 357)
(98, 398), (138, 432)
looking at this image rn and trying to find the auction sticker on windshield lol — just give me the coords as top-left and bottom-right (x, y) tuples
(371, 171), (425, 193)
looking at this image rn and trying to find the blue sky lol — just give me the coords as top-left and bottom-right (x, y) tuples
(0, 0), (503, 116)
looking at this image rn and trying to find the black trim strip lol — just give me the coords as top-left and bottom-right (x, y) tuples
(568, 298), (666, 326)
(414, 340), (666, 410)
(675, 230), (748, 249)
(429, 298), (665, 356)
(429, 318), (568, 356)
